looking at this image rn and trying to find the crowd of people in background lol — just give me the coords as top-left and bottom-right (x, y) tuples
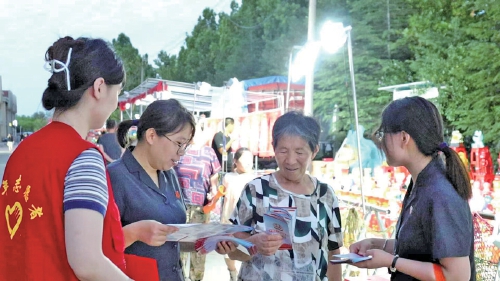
(0, 34), (476, 281)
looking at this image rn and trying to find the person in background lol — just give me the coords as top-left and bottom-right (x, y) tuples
(349, 96), (475, 280)
(6, 133), (13, 151)
(0, 36), (133, 280)
(221, 147), (256, 281)
(108, 99), (234, 281)
(174, 127), (221, 281)
(212, 117), (236, 172)
(98, 119), (124, 163)
(228, 111), (343, 281)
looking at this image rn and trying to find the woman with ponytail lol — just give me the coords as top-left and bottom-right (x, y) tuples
(108, 99), (234, 281)
(349, 96), (475, 280)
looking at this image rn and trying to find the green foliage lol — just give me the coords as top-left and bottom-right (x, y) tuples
(405, 0), (500, 145)
(97, 0), (499, 152)
(112, 33), (156, 91)
(314, 0), (415, 140)
(16, 112), (50, 132)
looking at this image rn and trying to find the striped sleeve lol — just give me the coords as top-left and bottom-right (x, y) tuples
(63, 148), (108, 216)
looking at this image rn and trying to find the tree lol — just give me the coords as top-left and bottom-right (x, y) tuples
(404, 0), (500, 145)
(314, 0), (416, 141)
(16, 112), (49, 133)
(155, 51), (181, 81)
(112, 33), (156, 91)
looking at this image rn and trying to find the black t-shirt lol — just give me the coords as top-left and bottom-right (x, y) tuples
(392, 156), (476, 280)
(97, 132), (122, 161)
(211, 131), (233, 172)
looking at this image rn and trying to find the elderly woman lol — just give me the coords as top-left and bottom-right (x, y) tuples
(228, 111), (343, 281)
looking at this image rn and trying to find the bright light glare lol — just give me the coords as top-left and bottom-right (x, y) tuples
(321, 21), (347, 54)
(125, 103), (131, 109)
(291, 42), (321, 82)
(197, 81), (212, 95)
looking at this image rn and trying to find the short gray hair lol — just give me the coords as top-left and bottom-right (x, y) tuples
(272, 111), (320, 152)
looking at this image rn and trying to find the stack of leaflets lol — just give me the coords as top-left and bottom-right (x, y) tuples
(166, 223), (255, 255)
(263, 206), (296, 250)
(330, 253), (372, 264)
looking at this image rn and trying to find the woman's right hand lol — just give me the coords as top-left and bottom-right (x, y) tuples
(134, 220), (179, 246)
(349, 238), (373, 257)
(248, 232), (283, 256)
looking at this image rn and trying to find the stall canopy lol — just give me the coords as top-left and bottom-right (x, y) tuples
(242, 75), (305, 91)
(240, 76), (305, 112)
(117, 76), (307, 119)
(117, 78), (221, 113)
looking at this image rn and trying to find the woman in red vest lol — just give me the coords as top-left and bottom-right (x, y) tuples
(0, 37), (137, 280)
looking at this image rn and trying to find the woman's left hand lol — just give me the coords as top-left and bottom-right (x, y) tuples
(215, 241), (237, 255)
(349, 249), (393, 269)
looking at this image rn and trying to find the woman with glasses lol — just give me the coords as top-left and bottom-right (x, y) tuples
(107, 99), (196, 281)
(349, 96), (475, 280)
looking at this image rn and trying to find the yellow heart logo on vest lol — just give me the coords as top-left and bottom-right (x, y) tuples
(5, 202), (23, 239)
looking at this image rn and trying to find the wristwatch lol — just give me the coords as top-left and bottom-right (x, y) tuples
(390, 255), (400, 273)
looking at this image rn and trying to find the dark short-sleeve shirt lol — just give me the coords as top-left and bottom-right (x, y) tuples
(211, 131), (233, 172)
(97, 132), (122, 161)
(108, 149), (187, 281)
(392, 156), (475, 281)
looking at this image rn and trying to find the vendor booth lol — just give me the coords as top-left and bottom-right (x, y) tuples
(116, 76), (305, 166)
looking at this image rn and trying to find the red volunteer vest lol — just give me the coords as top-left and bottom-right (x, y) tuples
(0, 122), (127, 280)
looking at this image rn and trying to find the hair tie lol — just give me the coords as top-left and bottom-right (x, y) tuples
(131, 119), (139, 126)
(44, 47), (73, 91)
(439, 142), (448, 151)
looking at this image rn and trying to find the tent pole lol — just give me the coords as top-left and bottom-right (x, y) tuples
(347, 28), (366, 216)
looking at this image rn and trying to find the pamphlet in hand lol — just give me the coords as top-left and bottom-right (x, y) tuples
(166, 223), (255, 255)
(330, 253), (372, 264)
(195, 235), (257, 255)
(263, 206), (296, 250)
(166, 223), (253, 242)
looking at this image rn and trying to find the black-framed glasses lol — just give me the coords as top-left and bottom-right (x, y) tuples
(163, 135), (191, 154)
(374, 130), (404, 142)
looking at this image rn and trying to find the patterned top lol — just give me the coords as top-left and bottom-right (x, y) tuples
(174, 146), (221, 206)
(230, 174), (343, 281)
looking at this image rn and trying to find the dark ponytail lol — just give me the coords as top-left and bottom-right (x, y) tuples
(117, 99), (195, 148)
(440, 145), (472, 199)
(379, 96), (472, 200)
(117, 119), (139, 148)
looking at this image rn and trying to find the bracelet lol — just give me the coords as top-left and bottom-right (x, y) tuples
(390, 255), (399, 273)
(382, 239), (388, 251)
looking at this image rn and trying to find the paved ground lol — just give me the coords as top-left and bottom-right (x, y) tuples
(0, 143), (13, 180)
(194, 252), (240, 281)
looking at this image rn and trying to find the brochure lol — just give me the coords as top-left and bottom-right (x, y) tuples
(263, 206), (296, 250)
(166, 223), (253, 242)
(330, 253), (372, 264)
(166, 223), (255, 255)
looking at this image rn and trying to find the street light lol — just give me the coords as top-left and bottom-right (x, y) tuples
(320, 21), (365, 215)
(286, 46), (303, 112)
(12, 119), (18, 141)
(286, 43), (322, 113)
(288, 22), (365, 214)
